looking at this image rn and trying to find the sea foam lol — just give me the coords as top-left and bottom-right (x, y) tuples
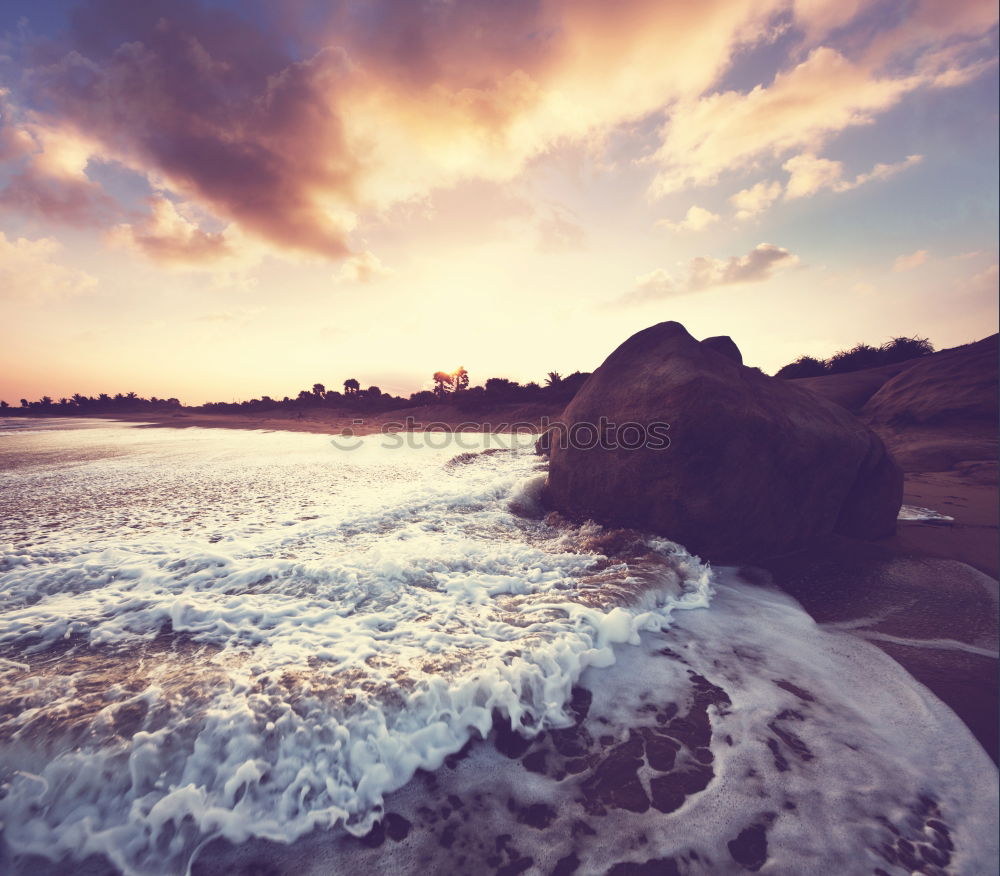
(0, 423), (711, 874)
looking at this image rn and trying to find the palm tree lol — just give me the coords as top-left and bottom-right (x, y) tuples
(545, 371), (563, 387)
(343, 378), (360, 396)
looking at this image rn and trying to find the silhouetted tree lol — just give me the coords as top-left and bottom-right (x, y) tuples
(484, 377), (517, 394)
(312, 383), (326, 399)
(432, 371), (453, 399)
(828, 344), (882, 374)
(344, 378), (360, 396)
(0, 400), (8, 409)
(880, 336), (934, 363)
(775, 335), (937, 378)
(366, 386), (382, 399)
(545, 371), (563, 387)
(452, 366), (469, 392)
(555, 372), (590, 399)
(775, 356), (828, 379)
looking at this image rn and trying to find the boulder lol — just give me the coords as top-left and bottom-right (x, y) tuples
(699, 335), (743, 365)
(542, 322), (903, 561)
(862, 335), (998, 426)
(860, 335), (998, 477)
(794, 360), (916, 412)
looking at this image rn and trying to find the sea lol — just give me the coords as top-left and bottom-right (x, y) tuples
(0, 418), (996, 875)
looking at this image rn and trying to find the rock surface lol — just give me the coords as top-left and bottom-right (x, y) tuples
(794, 360), (915, 412)
(862, 335), (998, 426)
(542, 321), (903, 561)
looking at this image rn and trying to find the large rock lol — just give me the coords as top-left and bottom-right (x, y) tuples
(794, 360), (915, 412)
(862, 334), (998, 426)
(859, 335), (998, 478)
(542, 322), (903, 561)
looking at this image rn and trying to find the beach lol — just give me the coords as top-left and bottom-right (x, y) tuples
(1, 417), (996, 875)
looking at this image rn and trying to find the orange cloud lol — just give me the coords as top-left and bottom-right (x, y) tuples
(0, 103), (117, 224)
(110, 196), (230, 264)
(1, 0), (994, 263)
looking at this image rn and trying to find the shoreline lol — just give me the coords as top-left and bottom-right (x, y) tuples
(1, 406), (564, 437)
(5, 412), (996, 760)
(64, 412), (999, 577)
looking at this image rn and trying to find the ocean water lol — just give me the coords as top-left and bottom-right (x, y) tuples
(0, 419), (996, 875)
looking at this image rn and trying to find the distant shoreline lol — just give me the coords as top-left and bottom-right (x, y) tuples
(1, 404), (564, 437)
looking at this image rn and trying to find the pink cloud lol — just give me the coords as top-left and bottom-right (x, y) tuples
(0, 0), (994, 263)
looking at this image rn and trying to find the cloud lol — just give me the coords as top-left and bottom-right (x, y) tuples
(0, 0), (994, 260)
(658, 205), (720, 232)
(893, 249), (929, 272)
(0, 231), (97, 300)
(623, 242), (798, 303)
(0, 101), (118, 224)
(336, 250), (393, 283)
(0, 91), (34, 163)
(966, 263), (999, 295)
(110, 196), (230, 264)
(650, 43), (981, 196)
(729, 180), (782, 220)
(536, 207), (588, 252)
(784, 152), (923, 199)
(627, 268), (679, 303)
(689, 243), (799, 289)
(783, 154), (845, 200)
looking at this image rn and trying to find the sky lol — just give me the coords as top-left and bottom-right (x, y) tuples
(0, 0), (997, 405)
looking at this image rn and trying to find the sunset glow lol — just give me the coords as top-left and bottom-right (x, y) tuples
(1, 0), (997, 403)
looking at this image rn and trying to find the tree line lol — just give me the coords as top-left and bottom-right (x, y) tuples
(2, 369), (592, 415)
(4, 393), (182, 413)
(5, 338), (936, 413)
(774, 336), (935, 379)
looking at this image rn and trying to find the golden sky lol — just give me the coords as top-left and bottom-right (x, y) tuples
(1, 0), (997, 403)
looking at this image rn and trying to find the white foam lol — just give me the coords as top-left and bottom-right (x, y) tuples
(898, 504), (955, 523)
(190, 575), (1000, 876)
(0, 424), (711, 874)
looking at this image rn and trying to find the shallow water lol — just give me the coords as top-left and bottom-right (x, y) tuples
(0, 419), (996, 875)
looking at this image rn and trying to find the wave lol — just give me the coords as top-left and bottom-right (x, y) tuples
(0, 426), (712, 874)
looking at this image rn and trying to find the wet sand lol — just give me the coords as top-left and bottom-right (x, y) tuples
(82, 403), (564, 437)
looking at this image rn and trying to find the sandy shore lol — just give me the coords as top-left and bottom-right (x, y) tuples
(89, 404), (565, 437)
(92, 409), (998, 577)
(27, 408), (999, 761)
